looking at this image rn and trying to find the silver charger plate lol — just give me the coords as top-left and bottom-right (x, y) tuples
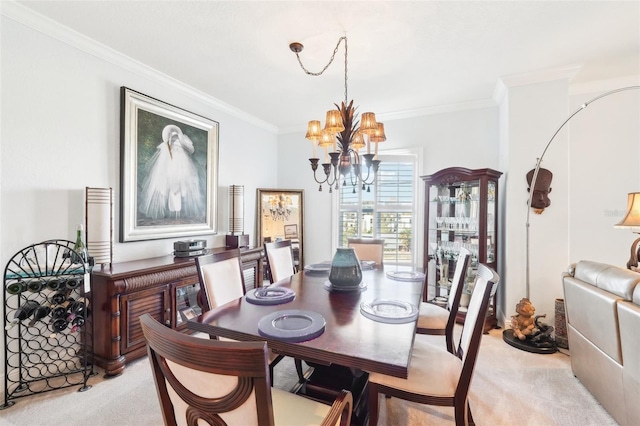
(360, 299), (419, 324)
(323, 280), (368, 292)
(360, 260), (376, 270)
(386, 270), (426, 282)
(257, 309), (326, 342)
(304, 263), (331, 274)
(245, 286), (295, 305)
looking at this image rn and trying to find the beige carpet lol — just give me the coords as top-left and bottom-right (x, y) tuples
(1, 328), (618, 426)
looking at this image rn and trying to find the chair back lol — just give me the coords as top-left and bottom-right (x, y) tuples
(444, 247), (471, 353)
(264, 240), (295, 283)
(140, 314), (274, 426)
(195, 249), (245, 312)
(347, 237), (385, 266)
(446, 247), (471, 313)
(455, 264), (499, 398)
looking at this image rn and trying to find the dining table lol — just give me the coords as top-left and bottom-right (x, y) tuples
(188, 263), (425, 425)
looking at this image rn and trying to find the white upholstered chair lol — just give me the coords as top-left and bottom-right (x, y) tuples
(347, 237), (385, 267)
(140, 314), (353, 426)
(195, 249), (284, 383)
(264, 240), (296, 283)
(368, 264), (500, 426)
(417, 247), (471, 354)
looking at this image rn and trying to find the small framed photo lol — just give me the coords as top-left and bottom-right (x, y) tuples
(120, 87), (219, 242)
(179, 307), (198, 323)
(284, 224), (298, 239)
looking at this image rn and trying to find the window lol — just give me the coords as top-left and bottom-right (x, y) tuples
(337, 153), (418, 266)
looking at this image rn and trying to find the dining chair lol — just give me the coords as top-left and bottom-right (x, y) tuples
(347, 237), (385, 267)
(416, 247), (471, 354)
(264, 240), (296, 284)
(139, 314), (353, 426)
(195, 249), (284, 384)
(263, 240), (308, 382)
(368, 264), (500, 426)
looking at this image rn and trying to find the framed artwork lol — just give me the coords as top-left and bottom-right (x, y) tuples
(120, 87), (219, 242)
(256, 189), (304, 267)
(284, 224), (298, 239)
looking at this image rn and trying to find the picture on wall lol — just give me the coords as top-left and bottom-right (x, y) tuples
(120, 87), (219, 242)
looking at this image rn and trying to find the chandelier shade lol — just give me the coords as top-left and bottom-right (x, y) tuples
(290, 36), (386, 193)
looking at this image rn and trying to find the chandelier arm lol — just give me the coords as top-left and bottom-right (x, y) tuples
(524, 85), (640, 299)
(292, 36), (347, 77)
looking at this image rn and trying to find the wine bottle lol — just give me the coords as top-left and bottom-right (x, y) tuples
(49, 290), (68, 305)
(46, 278), (64, 291)
(65, 277), (81, 290)
(50, 299), (73, 319)
(50, 317), (68, 333)
(27, 279), (45, 293)
(69, 297), (90, 316)
(28, 303), (52, 326)
(5, 300), (39, 330)
(70, 315), (85, 332)
(73, 224), (89, 265)
(6, 280), (26, 295)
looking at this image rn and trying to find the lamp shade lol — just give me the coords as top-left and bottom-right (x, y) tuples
(324, 110), (345, 133)
(359, 112), (378, 136)
(318, 129), (335, 147)
(85, 187), (113, 266)
(305, 120), (322, 141)
(229, 185), (244, 234)
(616, 192), (640, 229)
(350, 130), (365, 150)
(369, 122), (387, 143)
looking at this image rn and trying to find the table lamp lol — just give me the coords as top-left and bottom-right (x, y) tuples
(615, 192), (640, 270)
(226, 185), (249, 248)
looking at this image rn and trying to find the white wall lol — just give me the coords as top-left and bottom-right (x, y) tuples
(1, 16), (279, 268)
(1, 12), (280, 388)
(499, 76), (640, 327)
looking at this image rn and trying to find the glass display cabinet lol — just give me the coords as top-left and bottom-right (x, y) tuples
(421, 167), (502, 332)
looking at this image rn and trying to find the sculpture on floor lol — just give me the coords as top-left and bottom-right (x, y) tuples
(510, 297), (556, 348)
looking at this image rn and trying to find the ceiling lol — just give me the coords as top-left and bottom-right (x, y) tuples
(12, 1), (640, 133)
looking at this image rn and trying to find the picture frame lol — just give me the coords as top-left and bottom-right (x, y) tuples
(120, 87), (219, 242)
(256, 189), (304, 268)
(284, 224), (298, 239)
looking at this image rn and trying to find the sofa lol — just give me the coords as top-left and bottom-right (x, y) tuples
(563, 260), (640, 426)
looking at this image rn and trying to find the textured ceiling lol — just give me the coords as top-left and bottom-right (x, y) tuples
(11, 1), (640, 132)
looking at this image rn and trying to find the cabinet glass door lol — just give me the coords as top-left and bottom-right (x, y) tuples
(175, 282), (202, 327)
(428, 180), (482, 301)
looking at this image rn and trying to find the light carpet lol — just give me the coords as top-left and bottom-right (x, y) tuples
(1, 328), (617, 425)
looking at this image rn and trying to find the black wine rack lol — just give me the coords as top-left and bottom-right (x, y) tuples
(1, 240), (95, 409)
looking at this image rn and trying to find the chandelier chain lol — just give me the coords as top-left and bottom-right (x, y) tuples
(293, 36), (349, 104)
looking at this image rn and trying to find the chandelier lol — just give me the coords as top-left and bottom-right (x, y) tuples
(268, 194), (293, 221)
(290, 36), (387, 193)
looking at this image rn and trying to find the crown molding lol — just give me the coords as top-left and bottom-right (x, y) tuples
(493, 64), (583, 105)
(278, 98), (497, 135)
(1, 1), (278, 133)
(570, 75), (640, 96)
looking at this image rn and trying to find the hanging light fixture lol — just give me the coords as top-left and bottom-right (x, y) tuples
(268, 194), (293, 221)
(290, 36), (386, 193)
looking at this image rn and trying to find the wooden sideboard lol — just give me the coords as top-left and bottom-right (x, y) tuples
(90, 247), (263, 377)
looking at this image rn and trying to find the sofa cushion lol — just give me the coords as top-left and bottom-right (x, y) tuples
(634, 284), (640, 305)
(563, 277), (623, 363)
(567, 324), (626, 425)
(618, 301), (640, 426)
(574, 260), (640, 300)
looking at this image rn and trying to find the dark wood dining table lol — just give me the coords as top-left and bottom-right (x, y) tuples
(188, 266), (424, 425)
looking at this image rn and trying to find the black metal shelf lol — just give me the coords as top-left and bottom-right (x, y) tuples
(2, 240), (95, 409)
